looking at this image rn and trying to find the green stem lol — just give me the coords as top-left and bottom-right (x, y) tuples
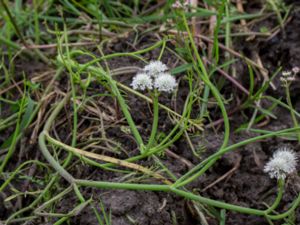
(264, 178), (285, 215)
(77, 179), (265, 215)
(59, 25), (78, 171)
(174, 127), (300, 187)
(34, 186), (73, 216)
(0, 160), (48, 192)
(175, 11), (230, 186)
(5, 177), (57, 224)
(224, 1), (231, 73)
(0, 85), (37, 173)
(267, 192), (300, 220)
(146, 93), (159, 151)
(38, 92), (300, 221)
(285, 85), (300, 143)
(38, 94), (75, 184)
(107, 77), (144, 148)
(0, 95), (23, 173)
(118, 82), (203, 131)
(0, 0), (28, 47)
(4, 69), (65, 224)
(263, 96), (300, 118)
(57, 56), (145, 150)
(0, 35), (20, 50)
(182, 10), (230, 146)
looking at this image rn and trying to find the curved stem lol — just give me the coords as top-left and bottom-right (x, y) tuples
(173, 127), (300, 187)
(264, 178), (285, 215)
(168, 11), (229, 188)
(38, 93), (300, 221)
(181, 11), (230, 148)
(38, 94), (75, 184)
(77, 179), (265, 215)
(266, 192), (300, 220)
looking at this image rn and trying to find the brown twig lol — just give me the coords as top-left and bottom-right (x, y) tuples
(22, 41), (97, 50)
(208, 5), (217, 60)
(202, 154), (241, 192)
(205, 105), (240, 129)
(203, 58), (249, 95)
(0, 80), (23, 95)
(168, 30), (268, 74)
(165, 149), (194, 169)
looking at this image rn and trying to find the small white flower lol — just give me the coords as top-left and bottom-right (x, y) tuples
(144, 61), (168, 78)
(154, 73), (177, 93)
(280, 71), (295, 87)
(131, 73), (153, 91)
(282, 71), (292, 77)
(264, 147), (297, 179)
(172, 0), (189, 9)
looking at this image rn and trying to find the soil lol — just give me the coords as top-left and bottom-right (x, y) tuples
(1, 2), (300, 225)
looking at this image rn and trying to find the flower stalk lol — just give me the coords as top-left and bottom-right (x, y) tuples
(146, 91), (159, 151)
(264, 178), (285, 215)
(130, 61), (178, 153)
(281, 70), (300, 143)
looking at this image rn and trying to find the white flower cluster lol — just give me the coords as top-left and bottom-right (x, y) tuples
(131, 73), (152, 91)
(131, 61), (177, 93)
(144, 61), (168, 78)
(280, 71), (295, 86)
(280, 67), (299, 87)
(172, 0), (189, 10)
(154, 73), (177, 92)
(264, 147), (298, 180)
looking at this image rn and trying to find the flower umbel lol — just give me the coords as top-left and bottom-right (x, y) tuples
(131, 61), (177, 93)
(172, 0), (189, 10)
(154, 73), (177, 93)
(280, 70), (297, 87)
(131, 73), (153, 91)
(143, 61), (168, 78)
(264, 147), (297, 179)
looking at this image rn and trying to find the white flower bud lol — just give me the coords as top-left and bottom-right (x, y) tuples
(154, 73), (177, 93)
(131, 73), (153, 91)
(144, 61), (168, 78)
(264, 147), (297, 180)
